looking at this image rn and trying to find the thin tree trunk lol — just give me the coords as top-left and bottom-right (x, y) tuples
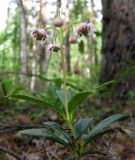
(39, 0), (46, 74)
(30, 41), (37, 92)
(17, 0), (27, 83)
(100, 0), (135, 102)
(90, 0), (98, 65)
(64, 0), (71, 74)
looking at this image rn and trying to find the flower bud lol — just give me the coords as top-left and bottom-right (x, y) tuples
(30, 28), (48, 45)
(53, 18), (64, 27)
(76, 23), (95, 37)
(48, 44), (61, 53)
(69, 36), (77, 44)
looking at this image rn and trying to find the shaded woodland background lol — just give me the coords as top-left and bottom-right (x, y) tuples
(0, 0), (135, 159)
(0, 0), (134, 105)
(0, 0), (102, 96)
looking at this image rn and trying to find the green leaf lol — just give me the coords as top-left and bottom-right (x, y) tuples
(74, 118), (94, 138)
(89, 126), (128, 142)
(68, 91), (92, 114)
(78, 40), (84, 54)
(56, 89), (72, 106)
(43, 121), (70, 142)
(11, 95), (65, 117)
(48, 86), (58, 98)
(10, 87), (24, 95)
(95, 80), (117, 90)
(54, 78), (62, 88)
(2, 81), (12, 91)
(88, 127), (114, 141)
(84, 114), (129, 146)
(20, 128), (67, 146)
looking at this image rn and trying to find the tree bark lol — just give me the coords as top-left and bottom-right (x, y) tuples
(30, 41), (37, 92)
(64, 0), (71, 74)
(100, 0), (135, 102)
(17, 0), (27, 82)
(39, 0), (47, 75)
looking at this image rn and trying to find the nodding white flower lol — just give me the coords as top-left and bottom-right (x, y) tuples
(30, 28), (38, 38)
(47, 44), (61, 53)
(87, 23), (96, 36)
(53, 18), (64, 27)
(76, 23), (96, 38)
(30, 28), (48, 45)
(69, 36), (77, 44)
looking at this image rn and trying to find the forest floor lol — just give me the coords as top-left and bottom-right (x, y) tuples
(0, 100), (135, 160)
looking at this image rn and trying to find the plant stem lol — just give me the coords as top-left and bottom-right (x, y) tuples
(60, 29), (69, 120)
(60, 28), (76, 138)
(60, 28), (81, 160)
(61, 52), (70, 119)
(60, 28), (80, 160)
(45, 27), (59, 33)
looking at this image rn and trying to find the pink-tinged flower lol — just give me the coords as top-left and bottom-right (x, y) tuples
(69, 36), (77, 44)
(87, 23), (96, 35)
(47, 44), (61, 53)
(53, 18), (64, 27)
(30, 28), (48, 45)
(76, 23), (96, 37)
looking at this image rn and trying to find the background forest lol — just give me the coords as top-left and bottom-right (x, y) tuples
(0, 0), (135, 160)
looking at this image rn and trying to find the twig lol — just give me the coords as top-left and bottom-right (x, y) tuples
(0, 146), (23, 160)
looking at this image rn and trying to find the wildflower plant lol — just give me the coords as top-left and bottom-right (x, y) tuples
(11, 16), (130, 160)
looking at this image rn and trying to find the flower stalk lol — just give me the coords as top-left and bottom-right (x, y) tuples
(60, 29), (68, 119)
(60, 28), (76, 139)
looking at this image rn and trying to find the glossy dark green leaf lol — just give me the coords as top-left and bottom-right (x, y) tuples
(68, 91), (92, 114)
(48, 85), (58, 98)
(43, 121), (70, 142)
(84, 114), (129, 146)
(87, 127), (114, 141)
(11, 95), (65, 117)
(20, 128), (67, 146)
(56, 89), (72, 106)
(88, 126), (128, 142)
(74, 118), (94, 138)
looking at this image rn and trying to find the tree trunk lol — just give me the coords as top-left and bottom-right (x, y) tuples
(30, 41), (37, 92)
(100, 0), (135, 102)
(63, 0), (71, 74)
(17, 0), (27, 82)
(39, 0), (47, 75)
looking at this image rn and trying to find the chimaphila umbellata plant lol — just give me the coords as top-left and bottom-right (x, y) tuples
(11, 15), (130, 160)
